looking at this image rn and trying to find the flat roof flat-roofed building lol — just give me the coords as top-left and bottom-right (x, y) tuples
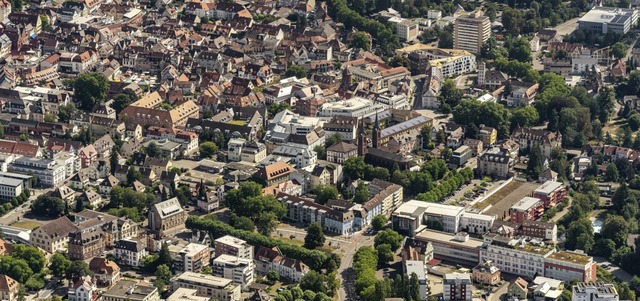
(214, 235), (253, 260)
(413, 229), (483, 266)
(454, 9), (490, 53)
(578, 7), (638, 34)
(510, 197), (544, 223)
(443, 273), (473, 301)
(9, 157), (65, 186)
(533, 181), (567, 209)
(102, 280), (159, 301)
(172, 272), (241, 301)
(545, 250), (597, 283)
(481, 234), (553, 279)
(392, 200), (464, 235)
(317, 97), (386, 119)
(572, 282), (618, 301)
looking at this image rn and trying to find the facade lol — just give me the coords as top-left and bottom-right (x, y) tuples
(89, 258), (121, 287)
(508, 278), (529, 300)
(459, 212), (495, 234)
(254, 246), (309, 282)
(476, 148), (513, 178)
(9, 156), (66, 186)
(545, 250), (597, 282)
(212, 254), (255, 289)
(480, 235), (552, 279)
(31, 216), (77, 253)
(393, 200), (464, 234)
(119, 92), (199, 129)
(472, 261), (501, 285)
(114, 239), (148, 267)
(405, 260), (428, 301)
(0, 176), (22, 201)
(68, 276), (98, 301)
(0, 275), (19, 301)
(450, 145), (472, 167)
(175, 243), (211, 273)
(68, 226), (106, 260)
(326, 142), (358, 164)
(454, 10), (490, 53)
(172, 272), (241, 301)
(511, 127), (562, 159)
(578, 7), (638, 34)
(396, 20), (419, 42)
(533, 181), (567, 209)
(148, 197), (187, 238)
(214, 235), (254, 260)
(413, 230), (483, 266)
(572, 282), (618, 301)
(443, 273), (473, 301)
(510, 197), (544, 223)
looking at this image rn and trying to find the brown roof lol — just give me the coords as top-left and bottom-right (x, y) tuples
(37, 216), (77, 238)
(0, 275), (19, 293)
(258, 161), (294, 181)
(327, 142), (357, 153)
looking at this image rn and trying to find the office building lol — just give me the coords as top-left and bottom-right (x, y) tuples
(578, 7), (638, 35)
(480, 235), (552, 279)
(9, 156), (65, 186)
(572, 282), (618, 301)
(454, 10), (490, 53)
(172, 272), (241, 301)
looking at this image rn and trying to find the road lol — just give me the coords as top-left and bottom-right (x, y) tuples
(532, 17), (579, 71)
(0, 187), (52, 226)
(487, 281), (510, 301)
(336, 231), (376, 301)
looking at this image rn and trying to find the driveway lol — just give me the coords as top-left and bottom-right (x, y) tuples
(593, 257), (633, 282)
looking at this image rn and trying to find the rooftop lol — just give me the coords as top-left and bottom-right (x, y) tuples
(511, 197), (542, 211)
(175, 271), (234, 288)
(534, 181), (564, 195)
(547, 250), (592, 265)
(415, 228), (485, 249)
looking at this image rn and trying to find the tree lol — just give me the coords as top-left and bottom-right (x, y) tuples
(0, 255), (32, 283)
(67, 260), (92, 279)
(437, 24), (454, 48)
(44, 113), (56, 123)
(371, 215), (387, 231)
(300, 271), (336, 296)
(305, 222), (326, 249)
(31, 195), (65, 217)
(268, 102), (291, 117)
(74, 72), (109, 110)
(453, 99), (511, 138)
(127, 167), (142, 184)
(350, 32), (370, 51)
(325, 133), (343, 147)
(154, 264), (172, 291)
(439, 79), (463, 111)
(285, 65), (307, 79)
(612, 42), (628, 60)
(145, 142), (160, 157)
(605, 164), (619, 182)
(629, 113), (640, 131)
(511, 105), (539, 129)
(315, 185), (339, 205)
(502, 8), (524, 36)
(343, 157), (366, 182)
(266, 270), (280, 284)
(12, 0), (22, 11)
(377, 244), (394, 264)
(565, 218), (594, 253)
(12, 244), (45, 273)
(507, 37), (533, 63)
(527, 143), (544, 177)
(229, 214), (255, 231)
(50, 253), (72, 278)
(601, 215), (629, 247)
(374, 229), (403, 250)
(199, 141), (218, 158)
(353, 181), (369, 203)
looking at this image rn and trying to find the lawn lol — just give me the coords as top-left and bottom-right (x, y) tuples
(228, 120), (246, 126)
(472, 181), (525, 210)
(11, 220), (42, 230)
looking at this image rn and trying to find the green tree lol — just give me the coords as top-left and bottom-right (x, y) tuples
(612, 42), (628, 60)
(127, 167), (142, 184)
(44, 113), (56, 123)
(268, 102), (291, 117)
(502, 8), (524, 36)
(325, 133), (343, 147)
(154, 264), (172, 291)
(50, 253), (72, 278)
(350, 32), (370, 51)
(285, 65), (307, 78)
(353, 181), (369, 203)
(343, 157), (366, 182)
(527, 143), (544, 177)
(145, 142), (160, 157)
(601, 215), (629, 247)
(565, 218), (594, 253)
(371, 215), (387, 231)
(229, 214), (255, 231)
(507, 37), (533, 63)
(266, 270), (280, 284)
(628, 113), (640, 131)
(374, 229), (403, 250)
(511, 105), (539, 129)
(315, 185), (339, 205)
(439, 79), (463, 112)
(112, 93), (133, 113)
(30, 195), (65, 217)
(67, 260), (93, 279)
(0, 255), (31, 283)
(605, 164), (619, 182)
(377, 244), (394, 264)
(304, 222), (326, 249)
(74, 72), (109, 110)
(12, 244), (46, 273)
(437, 24), (454, 48)
(199, 141), (218, 158)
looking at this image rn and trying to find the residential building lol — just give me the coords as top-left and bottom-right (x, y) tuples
(510, 197), (544, 223)
(578, 7), (638, 34)
(532, 277), (564, 301)
(405, 260), (428, 300)
(102, 280), (159, 301)
(254, 246), (309, 282)
(476, 148), (513, 178)
(172, 272), (241, 301)
(0, 275), (19, 301)
(254, 161), (295, 186)
(478, 125), (497, 146)
(509, 278), (529, 300)
(454, 10), (490, 53)
(396, 44), (477, 78)
(119, 92), (199, 129)
(89, 258), (121, 287)
(326, 142), (357, 164)
(506, 82), (539, 107)
(212, 254), (255, 289)
(68, 276), (98, 301)
(572, 282), (618, 301)
(511, 127), (562, 159)
(533, 181), (567, 209)
(443, 273), (473, 301)
(9, 156), (66, 186)
(227, 138), (267, 163)
(491, 220), (558, 242)
(114, 239), (147, 267)
(68, 225), (106, 260)
(323, 116), (358, 141)
(148, 197), (187, 238)
(214, 235), (254, 260)
(472, 261), (500, 285)
(166, 288), (210, 301)
(175, 243), (211, 273)
(481, 235), (553, 279)
(396, 20), (419, 42)
(30, 216), (77, 253)
(450, 145), (472, 167)
(0, 176), (22, 201)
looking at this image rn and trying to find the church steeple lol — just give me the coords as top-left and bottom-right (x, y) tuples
(372, 112), (381, 148)
(357, 118), (367, 156)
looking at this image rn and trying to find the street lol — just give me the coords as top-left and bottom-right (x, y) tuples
(335, 230), (376, 301)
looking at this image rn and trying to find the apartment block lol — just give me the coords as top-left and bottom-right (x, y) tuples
(214, 235), (254, 260)
(533, 181), (567, 209)
(212, 254), (255, 289)
(454, 10), (490, 53)
(510, 197), (544, 223)
(174, 243), (211, 273)
(443, 273), (472, 301)
(172, 272), (241, 301)
(572, 282), (618, 301)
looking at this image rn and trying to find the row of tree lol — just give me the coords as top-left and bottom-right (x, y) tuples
(223, 181), (286, 235)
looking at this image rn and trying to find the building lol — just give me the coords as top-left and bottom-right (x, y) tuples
(89, 258), (121, 287)
(533, 181), (567, 209)
(167, 288), (210, 301)
(172, 272), (241, 301)
(113, 239), (147, 267)
(472, 261), (500, 285)
(476, 148), (513, 178)
(326, 142), (358, 164)
(443, 273), (473, 301)
(214, 235), (254, 260)
(506, 82), (539, 107)
(508, 278), (529, 300)
(481, 235), (553, 279)
(459, 212), (495, 234)
(510, 197), (544, 223)
(413, 230), (483, 266)
(532, 277), (564, 301)
(102, 280), (159, 301)
(119, 92), (199, 129)
(9, 156), (66, 186)
(578, 7), (638, 35)
(511, 127), (562, 159)
(68, 276), (98, 301)
(68, 225), (106, 260)
(227, 138), (267, 163)
(30, 216), (77, 253)
(405, 260), (428, 300)
(317, 97), (385, 119)
(212, 254), (255, 289)
(0, 176), (22, 201)
(254, 161), (295, 186)
(492, 220), (558, 242)
(545, 250), (597, 282)
(392, 200), (464, 234)
(396, 44), (477, 78)
(572, 282), (618, 301)
(175, 243), (211, 273)
(148, 197), (187, 238)
(396, 20), (419, 42)
(454, 10), (490, 53)
(254, 246), (309, 282)
(450, 145), (472, 167)
(0, 275), (19, 301)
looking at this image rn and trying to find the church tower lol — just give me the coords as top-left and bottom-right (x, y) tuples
(372, 112), (381, 148)
(340, 67), (352, 92)
(357, 119), (367, 156)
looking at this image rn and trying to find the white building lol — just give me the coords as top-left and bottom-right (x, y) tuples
(572, 282), (618, 301)
(460, 212), (495, 234)
(10, 157), (66, 186)
(443, 273), (472, 301)
(480, 235), (552, 279)
(212, 254), (255, 289)
(68, 276), (97, 301)
(114, 239), (147, 267)
(172, 272), (241, 301)
(317, 97), (386, 119)
(0, 177), (22, 201)
(167, 288), (210, 301)
(421, 202), (464, 233)
(406, 260), (428, 301)
(214, 235), (254, 260)
(396, 20), (419, 42)
(454, 10), (491, 53)
(578, 7), (638, 35)
(176, 243), (211, 273)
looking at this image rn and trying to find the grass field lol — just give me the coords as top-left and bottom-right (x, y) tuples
(472, 181), (525, 210)
(11, 220), (42, 230)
